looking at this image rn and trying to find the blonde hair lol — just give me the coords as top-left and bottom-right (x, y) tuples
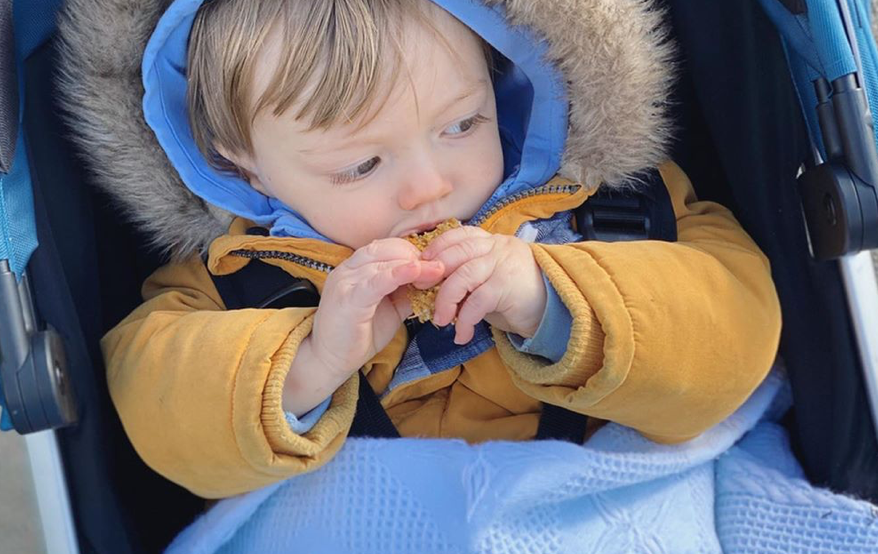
(187, 0), (479, 175)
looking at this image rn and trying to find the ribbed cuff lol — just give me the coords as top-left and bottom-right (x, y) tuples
(261, 315), (357, 456)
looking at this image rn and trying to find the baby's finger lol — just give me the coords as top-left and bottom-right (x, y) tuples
(432, 256), (496, 327)
(426, 236), (495, 278)
(350, 260), (436, 309)
(453, 319), (477, 345)
(421, 226), (490, 261)
(344, 238), (420, 269)
(410, 261), (446, 290)
(455, 282), (502, 343)
(348, 260), (412, 308)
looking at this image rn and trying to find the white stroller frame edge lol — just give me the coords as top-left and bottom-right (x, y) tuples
(840, 252), (878, 444)
(25, 431), (79, 554)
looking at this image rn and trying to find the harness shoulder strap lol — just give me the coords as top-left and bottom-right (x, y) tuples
(210, 252), (319, 311)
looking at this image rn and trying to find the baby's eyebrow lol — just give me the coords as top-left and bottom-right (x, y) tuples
(296, 139), (379, 156)
(433, 79), (489, 117)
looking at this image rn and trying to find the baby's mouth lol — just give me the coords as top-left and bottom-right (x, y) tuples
(400, 220), (445, 238)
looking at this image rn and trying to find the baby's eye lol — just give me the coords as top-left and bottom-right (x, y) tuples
(443, 114), (490, 137)
(330, 157), (381, 185)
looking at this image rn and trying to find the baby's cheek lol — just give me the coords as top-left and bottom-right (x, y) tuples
(356, 215), (397, 247)
(474, 148), (504, 205)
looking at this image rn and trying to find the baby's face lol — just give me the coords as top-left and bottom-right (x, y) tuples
(235, 8), (504, 249)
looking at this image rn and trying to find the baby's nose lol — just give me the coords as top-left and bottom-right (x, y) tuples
(398, 168), (453, 211)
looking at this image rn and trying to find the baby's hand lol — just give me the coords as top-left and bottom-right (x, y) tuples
(420, 226), (547, 345)
(309, 238), (444, 380)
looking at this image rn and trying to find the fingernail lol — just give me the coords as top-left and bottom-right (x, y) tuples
(422, 250), (434, 260)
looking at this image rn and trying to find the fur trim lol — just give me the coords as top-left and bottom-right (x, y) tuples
(491, 0), (675, 189)
(57, 0), (674, 259)
(57, 0), (232, 259)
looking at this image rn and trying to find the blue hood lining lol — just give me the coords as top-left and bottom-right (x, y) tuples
(142, 0), (568, 241)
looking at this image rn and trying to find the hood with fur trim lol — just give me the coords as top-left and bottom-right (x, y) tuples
(57, 0), (675, 259)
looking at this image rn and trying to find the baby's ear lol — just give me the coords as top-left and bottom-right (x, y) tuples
(214, 144), (269, 195)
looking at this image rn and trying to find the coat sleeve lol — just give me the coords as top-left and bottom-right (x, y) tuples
(493, 161), (782, 443)
(101, 256), (357, 498)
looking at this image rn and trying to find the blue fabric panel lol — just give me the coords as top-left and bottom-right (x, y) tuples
(13, 0), (61, 60)
(1, 0), (56, 278)
(759, 0), (876, 157)
(785, 43), (828, 158)
(759, 0), (857, 81)
(759, 0), (824, 74)
(0, 132), (36, 429)
(385, 321), (494, 398)
(805, 0), (858, 81)
(1, 0), (60, 431)
(0, 131), (37, 278)
(412, 323), (494, 374)
(850, 0), (878, 150)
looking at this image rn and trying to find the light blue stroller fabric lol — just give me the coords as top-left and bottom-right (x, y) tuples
(1, 0), (60, 280)
(164, 370), (878, 554)
(758, 0), (878, 158)
(0, 0), (64, 431)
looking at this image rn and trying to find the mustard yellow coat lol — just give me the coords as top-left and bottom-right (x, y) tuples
(102, 162), (781, 499)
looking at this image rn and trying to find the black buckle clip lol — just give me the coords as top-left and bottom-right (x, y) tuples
(576, 191), (652, 242)
(257, 279), (319, 310)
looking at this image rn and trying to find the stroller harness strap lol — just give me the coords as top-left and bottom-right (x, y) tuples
(208, 168), (676, 442)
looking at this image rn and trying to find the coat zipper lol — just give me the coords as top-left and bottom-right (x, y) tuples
(228, 182), (582, 270)
(227, 249), (335, 273)
(468, 181), (581, 226)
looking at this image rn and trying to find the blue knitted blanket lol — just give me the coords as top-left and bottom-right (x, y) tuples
(166, 370), (878, 553)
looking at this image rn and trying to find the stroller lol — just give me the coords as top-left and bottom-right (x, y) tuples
(2, 0), (878, 551)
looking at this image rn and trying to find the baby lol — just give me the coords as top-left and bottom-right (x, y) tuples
(103, 0), (782, 498)
(189, 0), (546, 418)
